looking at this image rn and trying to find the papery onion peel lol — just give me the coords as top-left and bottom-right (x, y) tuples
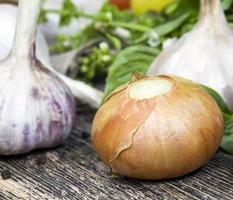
(92, 75), (223, 180)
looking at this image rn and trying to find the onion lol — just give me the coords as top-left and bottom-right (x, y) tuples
(92, 75), (223, 180)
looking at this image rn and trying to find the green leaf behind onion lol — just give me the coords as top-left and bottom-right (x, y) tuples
(203, 86), (233, 154)
(104, 45), (159, 99)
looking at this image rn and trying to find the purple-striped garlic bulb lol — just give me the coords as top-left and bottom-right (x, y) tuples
(0, 0), (76, 155)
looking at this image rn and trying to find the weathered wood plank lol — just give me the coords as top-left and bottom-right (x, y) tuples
(0, 102), (233, 200)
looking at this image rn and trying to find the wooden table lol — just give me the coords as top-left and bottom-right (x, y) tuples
(0, 102), (233, 200)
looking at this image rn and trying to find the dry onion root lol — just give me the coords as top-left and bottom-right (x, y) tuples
(92, 75), (224, 180)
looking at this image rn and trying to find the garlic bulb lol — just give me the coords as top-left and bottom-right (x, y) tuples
(92, 75), (223, 180)
(147, 0), (233, 109)
(0, 0), (76, 155)
(0, 3), (103, 108)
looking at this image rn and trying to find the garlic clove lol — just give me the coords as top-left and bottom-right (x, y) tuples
(50, 50), (78, 75)
(58, 74), (103, 108)
(147, 0), (233, 109)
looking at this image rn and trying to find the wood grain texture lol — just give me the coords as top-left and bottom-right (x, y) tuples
(0, 101), (233, 200)
(0, 0), (17, 4)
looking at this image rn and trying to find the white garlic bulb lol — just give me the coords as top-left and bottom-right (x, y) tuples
(0, 3), (103, 108)
(0, 0), (76, 155)
(147, 0), (233, 108)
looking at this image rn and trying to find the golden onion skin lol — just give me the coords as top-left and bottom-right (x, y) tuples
(91, 76), (224, 180)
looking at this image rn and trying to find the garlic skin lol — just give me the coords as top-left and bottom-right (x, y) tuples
(0, 3), (103, 108)
(0, 0), (76, 155)
(0, 4), (17, 58)
(92, 75), (223, 180)
(147, 0), (233, 108)
(0, 57), (76, 155)
(0, 4), (51, 64)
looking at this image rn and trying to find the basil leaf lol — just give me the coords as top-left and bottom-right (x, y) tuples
(203, 85), (233, 154)
(59, 0), (78, 26)
(221, 113), (233, 153)
(104, 45), (159, 99)
(202, 85), (231, 114)
(155, 11), (191, 36)
(221, 0), (233, 10)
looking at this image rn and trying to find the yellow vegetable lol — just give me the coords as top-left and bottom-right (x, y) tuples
(131, 0), (174, 15)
